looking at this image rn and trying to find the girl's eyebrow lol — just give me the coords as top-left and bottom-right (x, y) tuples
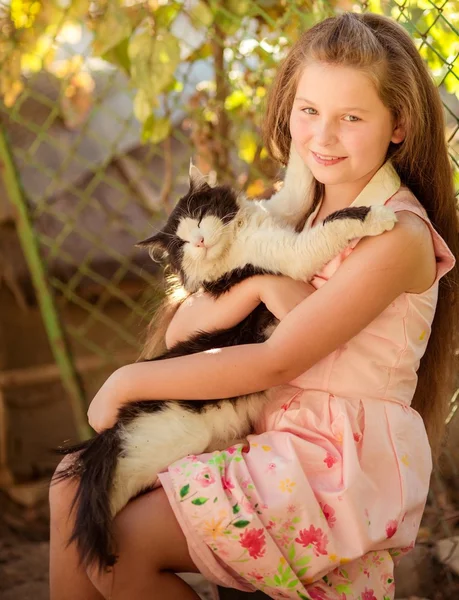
(293, 97), (371, 113)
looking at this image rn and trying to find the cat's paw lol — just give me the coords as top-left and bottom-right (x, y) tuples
(362, 206), (398, 237)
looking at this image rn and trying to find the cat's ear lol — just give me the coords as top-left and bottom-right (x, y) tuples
(189, 160), (210, 190)
(135, 231), (169, 259)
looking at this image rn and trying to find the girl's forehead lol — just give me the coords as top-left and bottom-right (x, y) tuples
(295, 61), (380, 106)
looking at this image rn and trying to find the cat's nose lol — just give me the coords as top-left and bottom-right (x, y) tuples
(194, 236), (206, 248)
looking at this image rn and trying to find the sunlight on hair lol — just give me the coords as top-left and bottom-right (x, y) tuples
(165, 275), (188, 302)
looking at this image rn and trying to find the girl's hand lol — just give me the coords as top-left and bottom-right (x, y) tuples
(87, 368), (130, 432)
(255, 275), (316, 320)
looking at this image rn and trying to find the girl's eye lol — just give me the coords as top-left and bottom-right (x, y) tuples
(302, 107), (317, 115)
(344, 114), (360, 122)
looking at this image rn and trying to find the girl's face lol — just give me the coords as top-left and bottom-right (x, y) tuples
(289, 61), (405, 190)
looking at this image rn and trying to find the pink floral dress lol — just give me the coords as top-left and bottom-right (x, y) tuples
(158, 161), (456, 600)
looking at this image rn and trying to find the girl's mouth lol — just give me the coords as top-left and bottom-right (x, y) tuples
(312, 151), (347, 166)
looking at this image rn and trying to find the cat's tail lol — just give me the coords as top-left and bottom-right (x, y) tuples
(54, 428), (121, 571)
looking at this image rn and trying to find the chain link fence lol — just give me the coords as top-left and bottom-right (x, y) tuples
(0, 0), (458, 596)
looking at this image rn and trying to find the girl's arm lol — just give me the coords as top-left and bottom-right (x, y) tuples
(88, 213), (428, 432)
(165, 276), (316, 348)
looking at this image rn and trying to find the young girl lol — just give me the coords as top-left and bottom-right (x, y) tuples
(50, 12), (458, 600)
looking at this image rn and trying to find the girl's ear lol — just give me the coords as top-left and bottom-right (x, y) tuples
(391, 120), (406, 144)
(189, 160), (210, 190)
(135, 232), (169, 258)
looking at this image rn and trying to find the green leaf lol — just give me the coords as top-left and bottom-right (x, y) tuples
(295, 555), (311, 567)
(93, 0), (132, 56)
(179, 484), (190, 498)
(224, 89), (249, 110)
(141, 114), (171, 144)
(129, 23), (180, 101)
(297, 566), (309, 578)
(232, 503), (240, 514)
(233, 520), (250, 528)
(274, 574), (281, 585)
(134, 89), (153, 122)
(154, 3), (181, 29)
(189, 0), (214, 28)
(224, 0), (252, 17)
(191, 497), (209, 506)
(101, 37), (130, 75)
(288, 543), (296, 561)
(443, 69), (459, 96)
(186, 42), (213, 62)
(288, 579), (299, 588)
(238, 130), (257, 164)
(213, 5), (241, 36)
(67, 0), (91, 20)
(336, 584), (352, 594)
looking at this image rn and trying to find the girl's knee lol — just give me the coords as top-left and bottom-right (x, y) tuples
(49, 456), (77, 517)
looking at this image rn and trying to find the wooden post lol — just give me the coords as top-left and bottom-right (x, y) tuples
(0, 387), (14, 488)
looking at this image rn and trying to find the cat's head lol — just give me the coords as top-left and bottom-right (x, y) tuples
(137, 164), (240, 291)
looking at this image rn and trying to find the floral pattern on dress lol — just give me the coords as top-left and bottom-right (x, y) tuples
(168, 440), (417, 599)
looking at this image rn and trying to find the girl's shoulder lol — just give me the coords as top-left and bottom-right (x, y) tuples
(385, 186), (456, 291)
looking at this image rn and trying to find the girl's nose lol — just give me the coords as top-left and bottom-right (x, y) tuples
(315, 120), (338, 145)
(194, 236), (205, 248)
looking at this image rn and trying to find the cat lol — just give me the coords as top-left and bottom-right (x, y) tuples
(55, 147), (397, 571)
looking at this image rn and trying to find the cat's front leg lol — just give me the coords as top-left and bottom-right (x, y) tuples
(289, 205), (397, 280)
(296, 206), (397, 280)
(238, 205), (396, 281)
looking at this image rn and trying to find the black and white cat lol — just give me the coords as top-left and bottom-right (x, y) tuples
(56, 147), (397, 570)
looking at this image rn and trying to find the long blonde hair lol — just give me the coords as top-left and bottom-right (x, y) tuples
(263, 12), (459, 457)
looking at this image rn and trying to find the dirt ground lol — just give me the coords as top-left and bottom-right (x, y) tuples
(0, 487), (49, 600)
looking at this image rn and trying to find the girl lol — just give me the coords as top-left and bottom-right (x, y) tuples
(50, 12), (458, 600)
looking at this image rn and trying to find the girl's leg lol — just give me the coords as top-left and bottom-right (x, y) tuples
(49, 467), (104, 600)
(88, 487), (202, 600)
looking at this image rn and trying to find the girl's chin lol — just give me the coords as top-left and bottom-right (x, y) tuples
(308, 168), (350, 185)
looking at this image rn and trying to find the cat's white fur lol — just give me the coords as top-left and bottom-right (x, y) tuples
(110, 145), (397, 517)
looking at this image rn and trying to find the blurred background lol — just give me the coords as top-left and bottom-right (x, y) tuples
(0, 0), (458, 598)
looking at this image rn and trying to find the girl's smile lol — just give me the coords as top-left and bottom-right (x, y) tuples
(311, 150), (347, 166)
